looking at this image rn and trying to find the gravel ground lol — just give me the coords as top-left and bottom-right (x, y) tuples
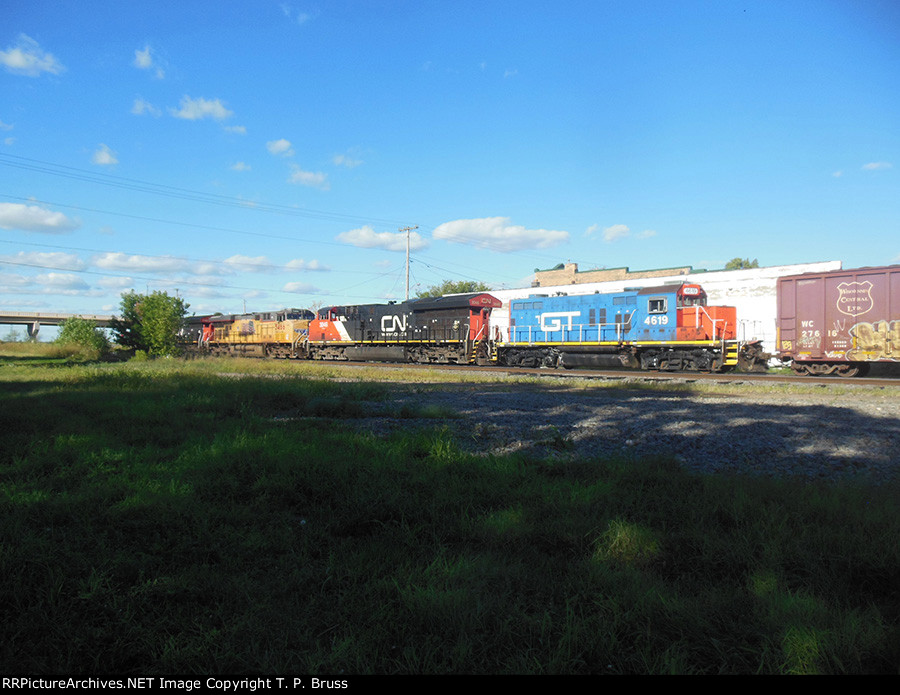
(358, 380), (900, 485)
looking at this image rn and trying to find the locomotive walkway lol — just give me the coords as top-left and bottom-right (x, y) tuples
(0, 311), (115, 339)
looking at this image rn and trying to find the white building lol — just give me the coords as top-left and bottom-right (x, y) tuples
(489, 261), (843, 357)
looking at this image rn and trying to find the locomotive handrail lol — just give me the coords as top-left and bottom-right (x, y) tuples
(292, 329), (308, 352)
(513, 318), (634, 344)
(695, 305), (725, 340)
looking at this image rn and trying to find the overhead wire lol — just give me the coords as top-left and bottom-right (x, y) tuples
(0, 257), (411, 304)
(0, 237), (392, 277)
(1, 153), (590, 301)
(0, 153), (408, 227)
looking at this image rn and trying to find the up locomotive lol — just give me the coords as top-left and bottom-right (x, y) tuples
(184, 308), (314, 358)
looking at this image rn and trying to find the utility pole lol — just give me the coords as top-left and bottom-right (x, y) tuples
(399, 225), (418, 300)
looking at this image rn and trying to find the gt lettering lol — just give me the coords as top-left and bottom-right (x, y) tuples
(539, 311), (580, 332)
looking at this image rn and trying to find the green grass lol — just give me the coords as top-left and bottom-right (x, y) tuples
(1, 357), (898, 674)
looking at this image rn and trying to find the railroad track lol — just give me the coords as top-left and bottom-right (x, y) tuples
(312, 360), (900, 389)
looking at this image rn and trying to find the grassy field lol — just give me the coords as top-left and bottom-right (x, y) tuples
(1, 348), (899, 674)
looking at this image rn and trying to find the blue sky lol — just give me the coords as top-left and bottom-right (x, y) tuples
(1, 0), (898, 319)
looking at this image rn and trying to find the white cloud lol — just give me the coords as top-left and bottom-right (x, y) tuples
(832, 170), (843, 178)
(35, 272), (90, 291)
(97, 276), (135, 290)
(0, 203), (79, 233)
(288, 165), (329, 190)
(433, 217), (568, 252)
(170, 95), (233, 121)
(862, 162), (893, 171)
(587, 223), (630, 242)
(1, 120), (14, 146)
(0, 251), (86, 270)
(637, 229), (657, 239)
(93, 252), (190, 274)
(224, 125), (247, 134)
(283, 281), (319, 293)
(92, 144), (118, 166)
(604, 224), (630, 241)
(193, 263), (223, 276)
(281, 4), (314, 26)
(223, 255), (272, 272)
(0, 34), (64, 77)
(131, 98), (161, 117)
(0, 271), (31, 288)
(230, 161), (251, 172)
(133, 45), (164, 79)
(333, 153), (363, 168)
(337, 225), (428, 252)
(186, 286), (239, 301)
(267, 139), (294, 157)
(286, 258), (329, 271)
(133, 46), (152, 69)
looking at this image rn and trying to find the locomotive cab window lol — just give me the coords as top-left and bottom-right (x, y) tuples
(678, 285), (707, 307)
(679, 295), (706, 307)
(648, 297), (667, 314)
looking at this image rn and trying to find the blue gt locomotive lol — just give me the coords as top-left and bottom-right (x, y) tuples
(498, 283), (756, 371)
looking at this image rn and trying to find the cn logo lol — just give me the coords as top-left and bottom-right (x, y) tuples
(381, 315), (407, 333)
(540, 311), (580, 332)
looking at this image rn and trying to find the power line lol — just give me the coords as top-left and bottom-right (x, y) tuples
(0, 237), (399, 277)
(0, 153), (408, 227)
(0, 258), (408, 305)
(0, 194), (381, 249)
(2, 153), (576, 267)
(0, 193), (531, 283)
(1, 153), (588, 289)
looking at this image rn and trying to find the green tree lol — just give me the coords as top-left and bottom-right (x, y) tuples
(110, 290), (189, 356)
(416, 280), (491, 299)
(55, 317), (110, 356)
(725, 257), (759, 270)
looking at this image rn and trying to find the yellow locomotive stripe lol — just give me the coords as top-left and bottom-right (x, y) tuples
(306, 340), (467, 346)
(502, 340), (731, 347)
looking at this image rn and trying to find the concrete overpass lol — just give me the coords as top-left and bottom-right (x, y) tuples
(0, 311), (115, 339)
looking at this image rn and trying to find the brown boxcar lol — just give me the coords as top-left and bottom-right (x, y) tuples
(776, 264), (900, 376)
